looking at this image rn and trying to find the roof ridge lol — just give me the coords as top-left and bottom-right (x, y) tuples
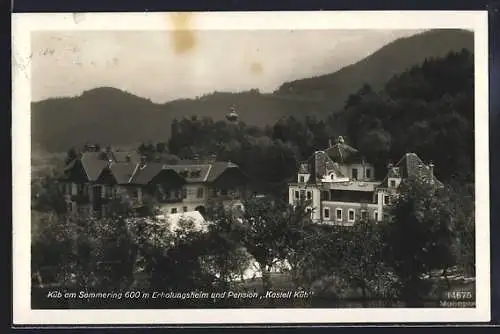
(204, 164), (213, 182)
(78, 157), (91, 180)
(128, 162), (140, 183)
(394, 154), (407, 167)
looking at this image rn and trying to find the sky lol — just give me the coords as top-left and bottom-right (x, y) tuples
(31, 29), (424, 103)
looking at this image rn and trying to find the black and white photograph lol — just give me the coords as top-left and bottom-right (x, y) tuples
(12, 11), (490, 324)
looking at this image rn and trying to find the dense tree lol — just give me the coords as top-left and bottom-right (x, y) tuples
(381, 178), (457, 306)
(280, 199), (328, 289)
(203, 204), (252, 289)
(240, 196), (290, 290)
(445, 180), (475, 276)
(129, 217), (216, 292)
(340, 220), (393, 305)
(31, 173), (67, 215)
(340, 50), (474, 182)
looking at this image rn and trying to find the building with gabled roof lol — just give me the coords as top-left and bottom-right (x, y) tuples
(288, 136), (442, 226)
(60, 147), (248, 218)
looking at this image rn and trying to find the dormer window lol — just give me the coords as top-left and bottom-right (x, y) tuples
(299, 176), (305, 183)
(390, 180), (396, 188)
(190, 169), (202, 178)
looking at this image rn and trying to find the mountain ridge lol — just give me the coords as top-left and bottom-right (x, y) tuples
(31, 29), (474, 152)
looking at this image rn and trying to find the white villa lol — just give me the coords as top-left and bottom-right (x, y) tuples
(288, 136), (442, 225)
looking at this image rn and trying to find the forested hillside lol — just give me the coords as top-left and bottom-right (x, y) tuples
(31, 29), (473, 152)
(135, 49), (474, 197)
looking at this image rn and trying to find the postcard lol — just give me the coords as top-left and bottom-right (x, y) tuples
(12, 10), (490, 325)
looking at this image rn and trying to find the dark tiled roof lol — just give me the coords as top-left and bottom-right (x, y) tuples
(397, 153), (426, 179)
(109, 162), (139, 184)
(130, 163), (164, 185)
(325, 137), (361, 163)
(380, 153), (442, 187)
(63, 159), (77, 172)
(167, 164), (212, 183)
(206, 161), (240, 182)
(110, 151), (141, 164)
(80, 152), (108, 181)
(307, 151), (346, 183)
(387, 167), (401, 178)
(65, 152), (241, 186)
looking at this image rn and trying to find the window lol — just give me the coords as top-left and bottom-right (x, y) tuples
(182, 188), (187, 199)
(324, 208), (330, 219)
(336, 208), (343, 221)
(390, 180), (396, 188)
(294, 190), (299, 199)
(348, 209), (355, 222)
(306, 207), (312, 214)
(352, 168), (358, 180)
(299, 176), (305, 183)
(183, 206), (188, 212)
(197, 188), (204, 198)
(384, 195), (390, 205)
(361, 210), (368, 220)
(220, 188), (228, 196)
(366, 168), (371, 179)
(300, 190), (306, 199)
(171, 208), (178, 214)
(306, 191), (312, 200)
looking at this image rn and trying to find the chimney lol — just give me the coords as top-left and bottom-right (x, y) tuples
(428, 161), (434, 175)
(328, 139), (332, 148)
(338, 136), (345, 144)
(140, 155), (148, 166)
(387, 162), (393, 170)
